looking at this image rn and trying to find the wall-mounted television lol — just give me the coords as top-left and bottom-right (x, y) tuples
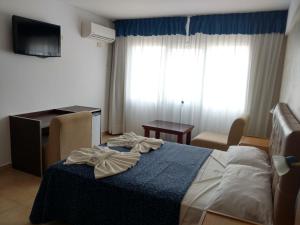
(12, 15), (61, 57)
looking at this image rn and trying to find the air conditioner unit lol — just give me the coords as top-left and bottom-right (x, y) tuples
(81, 22), (116, 43)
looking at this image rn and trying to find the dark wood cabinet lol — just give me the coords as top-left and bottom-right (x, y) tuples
(10, 106), (101, 176)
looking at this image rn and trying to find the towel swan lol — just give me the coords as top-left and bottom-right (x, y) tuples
(107, 132), (164, 153)
(64, 145), (140, 179)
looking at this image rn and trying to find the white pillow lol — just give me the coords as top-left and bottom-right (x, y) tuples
(208, 164), (273, 225)
(226, 145), (271, 171)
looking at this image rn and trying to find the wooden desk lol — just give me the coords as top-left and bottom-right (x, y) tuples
(142, 120), (194, 144)
(10, 106), (101, 176)
(239, 136), (269, 152)
(199, 210), (262, 225)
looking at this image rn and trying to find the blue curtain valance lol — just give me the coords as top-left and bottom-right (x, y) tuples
(115, 10), (287, 37)
(189, 10), (287, 35)
(115, 17), (187, 37)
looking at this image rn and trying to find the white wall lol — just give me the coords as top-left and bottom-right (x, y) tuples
(280, 17), (300, 120)
(0, 0), (113, 166)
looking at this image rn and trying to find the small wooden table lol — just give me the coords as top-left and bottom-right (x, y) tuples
(142, 120), (194, 144)
(239, 136), (269, 152)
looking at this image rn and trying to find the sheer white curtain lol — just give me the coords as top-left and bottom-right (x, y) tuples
(109, 33), (285, 138)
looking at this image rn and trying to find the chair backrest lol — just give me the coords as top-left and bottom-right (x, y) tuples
(45, 111), (92, 169)
(227, 115), (248, 146)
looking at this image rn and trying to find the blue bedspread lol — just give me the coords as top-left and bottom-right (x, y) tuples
(30, 142), (211, 225)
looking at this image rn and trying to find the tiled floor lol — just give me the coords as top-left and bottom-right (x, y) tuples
(0, 133), (118, 225)
(0, 167), (56, 225)
(0, 167), (70, 225)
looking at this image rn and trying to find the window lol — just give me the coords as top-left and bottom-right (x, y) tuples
(126, 36), (249, 110)
(124, 35), (250, 134)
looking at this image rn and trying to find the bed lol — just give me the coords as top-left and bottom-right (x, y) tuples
(270, 103), (300, 225)
(30, 103), (300, 225)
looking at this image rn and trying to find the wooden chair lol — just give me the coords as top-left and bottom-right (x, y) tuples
(191, 116), (248, 151)
(44, 111), (92, 169)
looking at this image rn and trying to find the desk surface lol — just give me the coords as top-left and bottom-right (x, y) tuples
(57, 105), (100, 113)
(13, 105), (101, 128)
(199, 210), (261, 225)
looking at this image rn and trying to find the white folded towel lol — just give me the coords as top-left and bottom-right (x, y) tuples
(107, 132), (164, 153)
(64, 145), (141, 179)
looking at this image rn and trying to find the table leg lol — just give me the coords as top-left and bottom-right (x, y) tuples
(144, 128), (150, 137)
(177, 134), (183, 144)
(155, 131), (160, 139)
(186, 131), (191, 145)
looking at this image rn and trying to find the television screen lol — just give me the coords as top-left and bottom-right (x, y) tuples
(12, 15), (61, 57)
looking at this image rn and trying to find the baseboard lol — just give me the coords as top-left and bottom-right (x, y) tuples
(102, 131), (123, 136)
(102, 131), (109, 136)
(0, 163), (12, 171)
